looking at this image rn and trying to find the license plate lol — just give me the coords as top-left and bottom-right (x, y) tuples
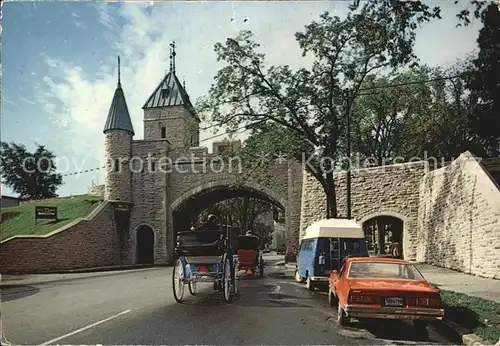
(385, 297), (404, 306)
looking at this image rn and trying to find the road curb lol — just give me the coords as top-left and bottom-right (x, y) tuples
(432, 319), (496, 345)
(1, 264), (155, 276)
(0, 265), (166, 289)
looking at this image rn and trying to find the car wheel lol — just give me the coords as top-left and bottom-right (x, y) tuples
(294, 270), (305, 283)
(306, 277), (315, 291)
(337, 304), (349, 326)
(328, 287), (338, 306)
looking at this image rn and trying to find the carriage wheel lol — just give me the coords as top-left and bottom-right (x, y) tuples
(259, 256), (264, 278)
(172, 259), (185, 302)
(222, 254), (233, 302)
(233, 270), (240, 296)
(188, 281), (197, 295)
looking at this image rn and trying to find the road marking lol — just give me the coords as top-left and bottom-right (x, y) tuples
(39, 309), (131, 345)
(272, 284), (282, 294)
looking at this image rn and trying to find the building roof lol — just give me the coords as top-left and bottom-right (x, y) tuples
(142, 72), (200, 121)
(103, 57), (135, 135)
(103, 84), (135, 135)
(0, 195), (19, 200)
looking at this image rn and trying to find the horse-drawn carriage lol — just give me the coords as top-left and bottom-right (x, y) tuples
(172, 229), (239, 303)
(235, 234), (265, 278)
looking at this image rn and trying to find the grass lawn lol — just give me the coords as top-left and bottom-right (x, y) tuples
(0, 195), (103, 241)
(440, 289), (500, 343)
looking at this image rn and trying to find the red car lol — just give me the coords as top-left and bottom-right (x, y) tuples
(328, 257), (445, 333)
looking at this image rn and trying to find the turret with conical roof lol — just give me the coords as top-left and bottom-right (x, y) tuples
(103, 56), (134, 202)
(142, 41), (200, 149)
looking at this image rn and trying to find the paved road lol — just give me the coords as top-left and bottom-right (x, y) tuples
(2, 263), (456, 345)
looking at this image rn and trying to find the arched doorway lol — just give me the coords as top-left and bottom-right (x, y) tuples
(362, 215), (404, 258)
(171, 183), (286, 254)
(136, 225), (155, 264)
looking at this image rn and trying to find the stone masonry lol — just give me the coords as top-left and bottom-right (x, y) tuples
(417, 152), (500, 279)
(2, 58), (499, 277)
(0, 202), (120, 274)
(299, 162), (426, 261)
(100, 65), (305, 266)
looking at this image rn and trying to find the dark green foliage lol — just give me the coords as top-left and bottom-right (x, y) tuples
(464, 2), (500, 157)
(347, 0), (490, 27)
(198, 197), (277, 246)
(440, 289), (500, 342)
(0, 142), (63, 200)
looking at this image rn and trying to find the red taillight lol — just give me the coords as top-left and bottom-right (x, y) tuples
(407, 297), (440, 308)
(349, 294), (380, 304)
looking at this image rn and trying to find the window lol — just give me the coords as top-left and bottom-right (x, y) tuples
(300, 239), (314, 253)
(150, 162), (156, 172)
(339, 263), (346, 276)
(348, 262), (425, 280)
(113, 159), (120, 172)
(161, 126), (166, 138)
(330, 238), (340, 250)
(218, 145), (229, 155)
(341, 238), (366, 256)
(161, 87), (170, 98)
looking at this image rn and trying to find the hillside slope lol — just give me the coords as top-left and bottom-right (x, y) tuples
(0, 195), (104, 241)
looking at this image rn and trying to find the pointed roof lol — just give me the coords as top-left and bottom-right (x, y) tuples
(141, 72), (199, 121)
(103, 56), (135, 135)
(142, 41), (199, 121)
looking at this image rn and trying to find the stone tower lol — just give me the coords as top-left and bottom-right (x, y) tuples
(142, 41), (200, 149)
(103, 56), (135, 201)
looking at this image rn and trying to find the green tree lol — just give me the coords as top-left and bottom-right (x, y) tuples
(347, 0), (492, 26)
(198, 0), (435, 218)
(350, 55), (500, 165)
(201, 196), (278, 233)
(0, 142), (63, 200)
(465, 2), (500, 157)
(349, 69), (433, 166)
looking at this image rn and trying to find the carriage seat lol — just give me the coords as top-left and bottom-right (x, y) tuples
(175, 230), (226, 257)
(237, 249), (258, 266)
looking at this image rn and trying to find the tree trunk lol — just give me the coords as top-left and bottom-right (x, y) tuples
(325, 171), (338, 218)
(241, 196), (249, 231)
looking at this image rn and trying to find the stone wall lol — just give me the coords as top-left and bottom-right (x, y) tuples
(0, 196), (20, 208)
(104, 130), (133, 201)
(143, 105), (199, 149)
(127, 139), (171, 265)
(417, 151), (500, 279)
(0, 202), (120, 274)
(299, 161), (426, 261)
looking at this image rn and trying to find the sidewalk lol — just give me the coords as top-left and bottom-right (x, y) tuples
(0, 265), (159, 288)
(415, 263), (500, 303)
(275, 261), (500, 302)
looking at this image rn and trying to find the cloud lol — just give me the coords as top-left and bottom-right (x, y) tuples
(34, 2), (343, 168)
(1, 183), (15, 197)
(3, 97), (19, 108)
(19, 96), (36, 105)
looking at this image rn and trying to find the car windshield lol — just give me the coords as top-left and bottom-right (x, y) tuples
(348, 262), (425, 280)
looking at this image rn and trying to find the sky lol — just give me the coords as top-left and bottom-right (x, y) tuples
(1, 0), (485, 198)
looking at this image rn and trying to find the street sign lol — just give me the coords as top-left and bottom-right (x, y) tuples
(35, 206), (57, 224)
